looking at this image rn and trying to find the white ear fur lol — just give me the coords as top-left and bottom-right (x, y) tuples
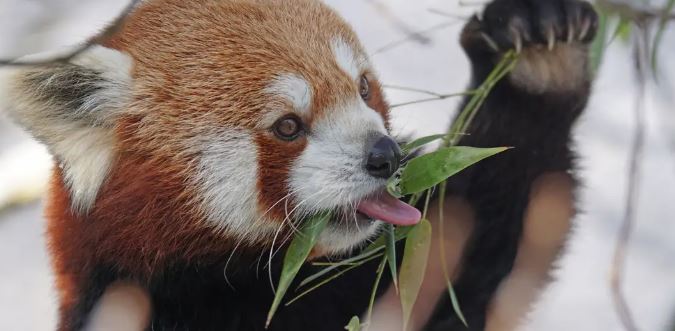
(0, 45), (133, 213)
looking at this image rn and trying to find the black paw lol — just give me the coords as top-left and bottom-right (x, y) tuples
(462, 0), (599, 54)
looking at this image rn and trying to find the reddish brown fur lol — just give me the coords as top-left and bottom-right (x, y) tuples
(46, 0), (391, 327)
(101, 0), (387, 218)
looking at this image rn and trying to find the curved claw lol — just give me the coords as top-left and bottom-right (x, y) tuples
(566, 22), (575, 43)
(510, 26), (523, 53)
(578, 17), (592, 41)
(546, 27), (556, 50)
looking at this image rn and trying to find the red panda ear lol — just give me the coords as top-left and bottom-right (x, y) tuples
(0, 45), (132, 212)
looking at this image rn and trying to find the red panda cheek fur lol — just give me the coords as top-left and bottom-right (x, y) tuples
(254, 133), (308, 222)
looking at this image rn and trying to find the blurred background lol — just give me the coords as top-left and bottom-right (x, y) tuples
(0, 0), (673, 330)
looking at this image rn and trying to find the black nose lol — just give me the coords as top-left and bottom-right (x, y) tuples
(366, 136), (402, 179)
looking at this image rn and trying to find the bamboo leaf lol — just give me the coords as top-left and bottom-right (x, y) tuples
(590, 10), (609, 75)
(345, 316), (361, 331)
(365, 256), (388, 326)
(266, 211), (331, 328)
(446, 282), (467, 327)
(398, 147), (509, 195)
(365, 224), (414, 252)
(385, 223), (398, 292)
(614, 17), (632, 44)
(437, 184), (468, 327)
(300, 247), (383, 288)
(288, 253), (383, 306)
(399, 219), (432, 331)
(387, 172), (403, 198)
(401, 134), (447, 154)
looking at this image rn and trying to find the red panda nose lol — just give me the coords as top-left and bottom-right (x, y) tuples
(366, 135), (402, 179)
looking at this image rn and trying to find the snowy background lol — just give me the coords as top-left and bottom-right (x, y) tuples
(0, 0), (674, 330)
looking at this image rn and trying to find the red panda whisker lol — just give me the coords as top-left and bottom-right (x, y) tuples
(252, 190), (295, 227)
(281, 187), (330, 235)
(223, 240), (243, 290)
(267, 222), (287, 293)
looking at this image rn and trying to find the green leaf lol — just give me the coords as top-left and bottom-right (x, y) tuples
(299, 247), (382, 288)
(446, 282), (467, 327)
(398, 146), (509, 195)
(386, 171), (403, 198)
(590, 10), (609, 75)
(365, 224), (414, 252)
(437, 184), (468, 327)
(613, 17), (632, 44)
(401, 134), (447, 154)
(365, 256), (388, 326)
(266, 211), (331, 328)
(345, 316), (361, 331)
(288, 253), (383, 306)
(384, 223), (398, 292)
(399, 219), (432, 331)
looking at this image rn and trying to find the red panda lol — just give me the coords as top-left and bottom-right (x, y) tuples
(0, 0), (598, 330)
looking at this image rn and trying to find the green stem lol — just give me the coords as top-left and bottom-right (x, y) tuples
(365, 255), (388, 331)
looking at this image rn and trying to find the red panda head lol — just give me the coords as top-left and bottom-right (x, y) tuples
(0, 0), (420, 271)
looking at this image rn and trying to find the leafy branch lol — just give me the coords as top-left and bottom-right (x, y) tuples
(265, 52), (517, 330)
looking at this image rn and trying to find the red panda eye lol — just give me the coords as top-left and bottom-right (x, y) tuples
(273, 115), (303, 141)
(359, 75), (370, 101)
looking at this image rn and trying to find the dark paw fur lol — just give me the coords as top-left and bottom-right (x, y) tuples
(462, 0), (599, 94)
(463, 0), (598, 54)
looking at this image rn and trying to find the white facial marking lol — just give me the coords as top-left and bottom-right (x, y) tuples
(1, 46), (132, 212)
(289, 98), (388, 254)
(331, 38), (366, 81)
(195, 129), (276, 242)
(317, 220), (383, 256)
(265, 73), (313, 116)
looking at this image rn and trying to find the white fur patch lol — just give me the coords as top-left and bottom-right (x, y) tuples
(265, 73), (313, 116)
(194, 129), (276, 242)
(289, 98), (388, 253)
(331, 38), (366, 81)
(58, 126), (116, 212)
(317, 220), (383, 256)
(0, 46), (132, 212)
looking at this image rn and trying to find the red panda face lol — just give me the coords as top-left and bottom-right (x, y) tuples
(1, 0), (418, 263)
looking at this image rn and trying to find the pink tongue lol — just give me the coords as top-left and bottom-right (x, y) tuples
(357, 194), (422, 226)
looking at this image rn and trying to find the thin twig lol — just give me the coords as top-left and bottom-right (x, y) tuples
(383, 84), (448, 97)
(427, 8), (471, 21)
(390, 91), (476, 109)
(597, 0), (675, 23)
(0, 0), (141, 67)
(372, 20), (461, 56)
(610, 23), (649, 331)
(366, 0), (433, 45)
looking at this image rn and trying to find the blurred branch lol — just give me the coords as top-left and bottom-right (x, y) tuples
(373, 20), (461, 55)
(610, 22), (650, 331)
(427, 8), (471, 21)
(0, 0), (140, 67)
(597, 0), (675, 22)
(366, 0), (434, 45)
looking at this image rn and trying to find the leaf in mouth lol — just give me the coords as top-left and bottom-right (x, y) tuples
(266, 211), (331, 328)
